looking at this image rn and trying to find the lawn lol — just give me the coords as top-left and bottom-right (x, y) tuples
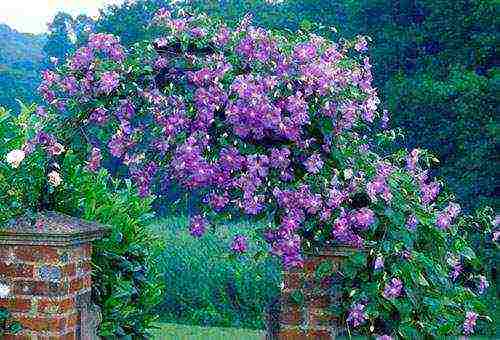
(152, 323), (264, 340)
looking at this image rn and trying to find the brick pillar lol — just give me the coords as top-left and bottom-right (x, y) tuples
(0, 211), (106, 339)
(268, 247), (354, 340)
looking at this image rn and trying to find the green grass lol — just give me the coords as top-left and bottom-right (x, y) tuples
(152, 323), (264, 340)
(149, 215), (281, 329)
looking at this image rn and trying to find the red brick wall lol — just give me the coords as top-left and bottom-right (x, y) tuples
(272, 252), (345, 340)
(0, 243), (93, 339)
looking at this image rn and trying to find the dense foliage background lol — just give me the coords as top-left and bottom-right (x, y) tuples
(0, 25), (45, 110)
(0, 0), (496, 211)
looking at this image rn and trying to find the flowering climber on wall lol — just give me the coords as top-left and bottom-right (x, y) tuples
(30, 7), (494, 337)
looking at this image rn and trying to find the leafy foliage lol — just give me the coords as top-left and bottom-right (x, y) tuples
(154, 216), (280, 329)
(54, 158), (165, 338)
(43, 13), (75, 64)
(0, 307), (22, 335)
(0, 105), (165, 338)
(0, 105), (49, 224)
(0, 25), (45, 111)
(95, 0), (167, 47)
(30, 7), (495, 337)
(342, 0), (499, 211)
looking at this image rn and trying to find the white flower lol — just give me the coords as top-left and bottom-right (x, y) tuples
(344, 168), (353, 180)
(47, 171), (62, 187)
(0, 283), (11, 298)
(6, 149), (25, 168)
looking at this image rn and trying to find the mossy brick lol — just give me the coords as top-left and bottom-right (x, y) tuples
(0, 211), (107, 338)
(61, 263), (76, 277)
(271, 248), (358, 339)
(37, 265), (63, 282)
(59, 331), (77, 340)
(37, 297), (75, 314)
(0, 297), (31, 312)
(76, 260), (92, 277)
(277, 328), (308, 340)
(13, 280), (69, 296)
(0, 262), (34, 278)
(74, 290), (91, 308)
(305, 329), (332, 339)
(2, 335), (31, 340)
(279, 306), (303, 326)
(308, 307), (335, 327)
(15, 315), (67, 332)
(0, 211), (107, 247)
(68, 276), (91, 294)
(306, 294), (331, 308)
(14, 245), (59, 263)
(65, 311), (79, 329)
(283, 272), (303, 291)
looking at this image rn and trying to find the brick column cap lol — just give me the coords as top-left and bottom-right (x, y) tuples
(0, 211), (108, 246)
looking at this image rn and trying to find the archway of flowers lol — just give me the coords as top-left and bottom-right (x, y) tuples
(31, 8), (491, 337)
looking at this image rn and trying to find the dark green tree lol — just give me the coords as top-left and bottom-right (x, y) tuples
(73, 14), (95, 46)
(0, 24), (45, 111)
(43, 12), (75, 64)
(342, 0), (498, 210)
(96, 0), (167, 47)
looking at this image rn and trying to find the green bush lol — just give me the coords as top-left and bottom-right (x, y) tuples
(152, 216), (280, 329)
(54, 156), (165, 338)
(0, 307), (22, 336)
(385, 67), (498, 210)
(1, 103), (165, 338)
(0, 104), (47, 224)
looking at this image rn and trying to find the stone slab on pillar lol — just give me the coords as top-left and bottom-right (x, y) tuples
(0, 211), (107, 339)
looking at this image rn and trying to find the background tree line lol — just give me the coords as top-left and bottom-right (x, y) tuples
(0, 0), (497, 211)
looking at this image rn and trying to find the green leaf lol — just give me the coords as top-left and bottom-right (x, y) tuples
(289, 290), (304, 306)
(351, 251), (367, 267)
(299, 19), (313, 31)
(8, 321), (23, 333)
(0, 307), (11, 320)
(315, 259), (334, 280)
(437, 322), (454, 335)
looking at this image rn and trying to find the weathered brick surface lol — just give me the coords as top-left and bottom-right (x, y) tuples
(270, 249), (353, 339)
(283, 272), (303, 291)
(0, 262), (34, 278)
(13, 280), (69, 297)
(2, 334), (31, 340)
(280, 306), (303, 325)
(15, 315), (67, 332)
(14, 245), (60, 263)
(308, 307), (336, 328)
(37, 297), (75, 314)
(0, 297), (31, 312)
(76, 261), (92, 277)
(0, 212), (106, 339)
(277, 328), (308, 340)
(61, 263), (76, 277)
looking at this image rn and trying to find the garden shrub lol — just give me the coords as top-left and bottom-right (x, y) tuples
(0, 306), (22, 336)
(0, 104), (48, 224)
(0, 105), (165, 338)
(153, 216), (280, 329)
(29, 7), (495, 337)
(54, 156), (165, 338)
(384, 67), (498, 210)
